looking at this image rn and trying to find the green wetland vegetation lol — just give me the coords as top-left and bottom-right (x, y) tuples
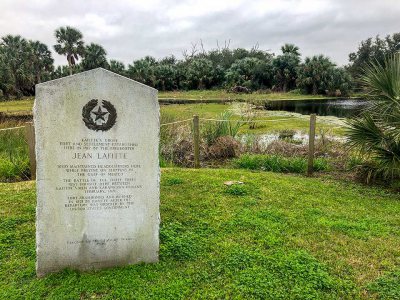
(1, 168), (399, 299)
(0, 95), (347, 182)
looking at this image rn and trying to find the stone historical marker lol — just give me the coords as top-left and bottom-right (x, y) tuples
(34, 68), (160, 277)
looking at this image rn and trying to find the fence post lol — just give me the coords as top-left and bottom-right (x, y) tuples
(193, 115), (200, 168)
(25, 122), (36, 180)
(307, 114), (316, 176)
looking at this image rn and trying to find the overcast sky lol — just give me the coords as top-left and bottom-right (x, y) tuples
(1, 0), (399, 66)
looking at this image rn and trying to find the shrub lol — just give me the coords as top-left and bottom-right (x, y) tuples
(346, 53), (400, 183)
(278, 129), (296, 140)
(233, 154), (329, 173)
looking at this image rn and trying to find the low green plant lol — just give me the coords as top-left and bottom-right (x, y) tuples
(202, 111), (242, 145)
(224, 184), (249, 196)
(159, 155), (175, 168)
(233, 154), (329, 173)
(367, 269), (400, 299)
(164, 177), (184, 185)
(278, 129), (296, 140)
(159, 222), (202, 260)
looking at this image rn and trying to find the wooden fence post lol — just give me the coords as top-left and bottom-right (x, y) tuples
(307, 114), (316, 176)
(193, 115), (200, 168)
(25, 122), (36, 180)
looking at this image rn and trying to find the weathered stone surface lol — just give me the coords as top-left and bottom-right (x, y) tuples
(34, 68), (160, 277)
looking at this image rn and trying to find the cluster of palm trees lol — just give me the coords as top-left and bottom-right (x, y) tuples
(0, 26), (356, 98)
(0, 26), (109, 98)
(119, 43), (351, 95)
(0, 35), (53, 97)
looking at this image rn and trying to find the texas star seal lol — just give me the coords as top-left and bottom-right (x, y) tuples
(82, 99), (117, 131)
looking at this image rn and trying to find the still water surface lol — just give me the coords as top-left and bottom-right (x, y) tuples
(264, 99), (368, 118)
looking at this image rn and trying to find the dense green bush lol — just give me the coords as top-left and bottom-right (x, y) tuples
(225, 57), (273, 90)
(297, 55), (352, 96)
(233, 154), (329, 173)
(346, 53), (400, 183)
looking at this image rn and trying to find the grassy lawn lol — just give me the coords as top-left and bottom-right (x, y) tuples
(1, 168), (399, 299)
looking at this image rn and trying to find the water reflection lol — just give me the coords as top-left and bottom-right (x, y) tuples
(264, 99), (368, 118)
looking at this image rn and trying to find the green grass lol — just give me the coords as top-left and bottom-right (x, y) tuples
(233, 154), (330, 173)
(1, 168), (400, 299)
(0, 98), (34, 113)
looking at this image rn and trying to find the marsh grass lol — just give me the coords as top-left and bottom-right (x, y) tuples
(202, 111), (242, 145)
(0, 123), (30, 182)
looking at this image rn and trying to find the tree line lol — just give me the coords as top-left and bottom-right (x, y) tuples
(0, 26), (399, 98)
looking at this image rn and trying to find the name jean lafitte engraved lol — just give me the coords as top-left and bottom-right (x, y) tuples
(34, 68), (160, 277)
(72, 152), (128, 159)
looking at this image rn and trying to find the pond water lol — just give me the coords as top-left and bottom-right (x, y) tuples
(264, 99), (368, 118)
(240, 132), (346, 148)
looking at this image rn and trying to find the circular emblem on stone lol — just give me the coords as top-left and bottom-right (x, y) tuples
(82, 99), (117, 131)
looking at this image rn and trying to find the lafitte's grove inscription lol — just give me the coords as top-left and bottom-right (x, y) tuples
(35, 68), (160, 277)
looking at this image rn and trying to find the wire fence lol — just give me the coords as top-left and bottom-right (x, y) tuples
(0, 126), (26, 131)
(159, 115), (320, 174)
(1, 115), (323, 182)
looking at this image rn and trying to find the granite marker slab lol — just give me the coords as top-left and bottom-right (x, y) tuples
(34, 68), (160, 277)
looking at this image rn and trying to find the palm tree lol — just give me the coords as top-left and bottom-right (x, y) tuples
(296, 55), (335, 95)
(81, 43), (108, 71)
(0, 35), (33, 97)
(281, 44), (300, 56)
(272, 53), (300, 92)
(127, 56), (157, 86)
(29, 40), (54, 83)
(346, 53), (400, 182)
(54, 26), (85, 75)
(187, 58), (214, 89)
(108, 60), (126, 75)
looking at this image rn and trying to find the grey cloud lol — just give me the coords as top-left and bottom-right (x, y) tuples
(0, 0), (398, 66)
